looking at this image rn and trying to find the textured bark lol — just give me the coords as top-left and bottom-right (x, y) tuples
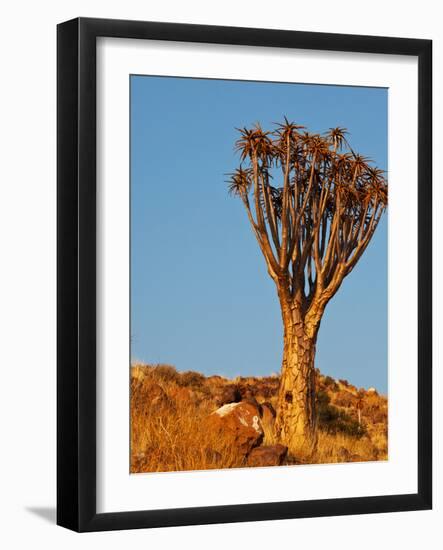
(275, 303), (319, 454)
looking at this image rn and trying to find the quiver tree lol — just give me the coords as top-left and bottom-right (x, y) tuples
(228, 120), (387, 454)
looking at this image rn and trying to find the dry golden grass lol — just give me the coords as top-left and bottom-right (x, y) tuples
(131, 363), (388, 473)
(131, 366), (245, 473)
(287, 431), (383, 465)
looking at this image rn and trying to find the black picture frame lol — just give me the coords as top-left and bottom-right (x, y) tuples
(57, 17), (432, 532)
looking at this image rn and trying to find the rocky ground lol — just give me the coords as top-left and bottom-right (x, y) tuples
(131, 364), (388, 473)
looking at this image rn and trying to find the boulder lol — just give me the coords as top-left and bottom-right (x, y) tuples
(207, 401), (264, 455)
(247, 444), (288, 467)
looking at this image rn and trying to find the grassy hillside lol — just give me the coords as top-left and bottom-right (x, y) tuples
(131, 364), (388, 473)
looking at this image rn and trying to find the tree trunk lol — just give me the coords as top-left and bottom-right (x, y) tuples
(275, 318), (318, 455)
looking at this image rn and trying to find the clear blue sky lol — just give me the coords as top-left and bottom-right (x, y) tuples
(130, 76), (388, 393)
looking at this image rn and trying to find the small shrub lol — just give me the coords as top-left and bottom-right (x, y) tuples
(317, 392), (365, 438)
(151, 364), (180, 384)
(178, 370), (206, 387)
(316, 389), (331, 406)
(337, 415), (365, 437)
(323, 376), (338, 391)
(334, 391), (355, 408)
(197, 384), (212, 399)
(259, 383), (277, 399)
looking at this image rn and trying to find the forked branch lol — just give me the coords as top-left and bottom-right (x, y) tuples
(228, 121), (388, 329)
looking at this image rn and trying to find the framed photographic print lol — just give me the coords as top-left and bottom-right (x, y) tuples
(57, 17), (432, 532)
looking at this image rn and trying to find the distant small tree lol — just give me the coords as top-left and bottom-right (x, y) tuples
(228, 119), (387, 453)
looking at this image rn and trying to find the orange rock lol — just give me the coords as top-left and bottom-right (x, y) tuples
(247, 444), (288, 467)
(207, 401), (263, 455)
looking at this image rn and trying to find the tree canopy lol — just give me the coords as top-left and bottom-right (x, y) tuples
(228, 119), (388, 336)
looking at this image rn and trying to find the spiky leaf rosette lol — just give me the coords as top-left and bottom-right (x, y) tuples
(228, 120), (387, 326)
